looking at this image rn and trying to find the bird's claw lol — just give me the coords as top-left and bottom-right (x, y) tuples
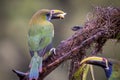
(49, 48), (56, 55)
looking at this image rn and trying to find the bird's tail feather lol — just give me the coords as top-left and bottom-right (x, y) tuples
(29, 52), (42, 80)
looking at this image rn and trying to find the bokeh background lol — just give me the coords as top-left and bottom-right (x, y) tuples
(0, 0), (120, 80)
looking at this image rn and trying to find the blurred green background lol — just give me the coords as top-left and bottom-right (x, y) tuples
(0, 0), (120, 80)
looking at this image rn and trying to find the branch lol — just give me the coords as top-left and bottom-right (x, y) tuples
(13, 7), (120, 80)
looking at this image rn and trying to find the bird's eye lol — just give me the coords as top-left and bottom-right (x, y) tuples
(51, 10), (54, 14)
(46, 13), (50, 17)
(46, 11), (53, 16)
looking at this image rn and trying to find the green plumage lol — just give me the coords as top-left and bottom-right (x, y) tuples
(28, 9), (54, 80)
(27, 9), (66, 80)
(28, 22), (54, 52)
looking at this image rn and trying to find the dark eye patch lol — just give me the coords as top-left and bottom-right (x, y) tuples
(46, 13), (50, 17)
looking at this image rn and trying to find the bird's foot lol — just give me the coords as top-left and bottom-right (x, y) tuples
(43, 48), (56, 60)
(49, 48), (56, 55)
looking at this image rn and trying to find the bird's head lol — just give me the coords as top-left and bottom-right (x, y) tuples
(30, 9), (66, 24)
(80, 56), (113, 79)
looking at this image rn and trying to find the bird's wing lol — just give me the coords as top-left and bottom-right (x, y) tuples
(37, 42), (53, 56)
(28, 24), (54, 57)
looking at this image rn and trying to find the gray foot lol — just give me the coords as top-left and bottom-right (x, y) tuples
(49, 48), (56, 55)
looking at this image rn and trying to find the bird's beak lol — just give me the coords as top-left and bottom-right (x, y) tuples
(80, 56), (103, 64)
(80, 56), (113, 78)
(56, 13), (66, 19)
(80, 56), (110, 68)
(50, 10), (67, 19)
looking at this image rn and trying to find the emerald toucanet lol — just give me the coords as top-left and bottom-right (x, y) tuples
(80, 56), (113, 79)
(28, 9), (66, 80)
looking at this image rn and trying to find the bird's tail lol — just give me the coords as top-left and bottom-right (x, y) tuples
(29, 52), (42, 80)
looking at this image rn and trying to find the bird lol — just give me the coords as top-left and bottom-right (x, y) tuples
(28, 9), (66, 80)
(80, 56), (113, 79)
